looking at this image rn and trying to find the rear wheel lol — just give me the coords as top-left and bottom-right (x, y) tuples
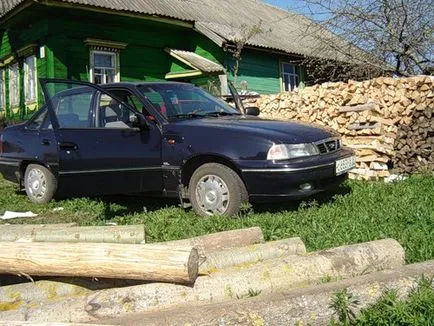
(24, 164), (57, 204)
(189, 163), (248, 217)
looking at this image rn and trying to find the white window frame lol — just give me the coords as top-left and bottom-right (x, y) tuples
(281, 62), (299, 92)
(0, 69), (5, 110)
(90, 50), (120, 84)
(24, 55), (38, 104)
(9, 63), (20, 108)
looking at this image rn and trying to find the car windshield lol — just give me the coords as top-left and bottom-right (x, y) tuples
(137, 83), (241, 120)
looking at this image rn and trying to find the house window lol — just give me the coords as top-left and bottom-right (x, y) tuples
(24, 55), (37, 103)
(0, 69), (5, 110)
(282, 63), (299, 92)
(9, 63), (20, 107)
(91, 51), (119, 84)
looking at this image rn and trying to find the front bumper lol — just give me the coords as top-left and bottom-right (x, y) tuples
(239, 147), (354, 201)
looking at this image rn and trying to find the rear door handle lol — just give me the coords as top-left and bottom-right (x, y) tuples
(41, 139), (50, 145)
(59, 142), (78, 151)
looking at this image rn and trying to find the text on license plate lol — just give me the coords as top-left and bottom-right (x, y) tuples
(335, 156), (356, 175)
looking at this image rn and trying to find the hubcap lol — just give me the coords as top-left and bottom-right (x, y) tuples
(27, 168), (47, 199)
(195, 174), (230, 215)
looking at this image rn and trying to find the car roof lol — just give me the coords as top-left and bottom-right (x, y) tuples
(101, 81), (192, 88)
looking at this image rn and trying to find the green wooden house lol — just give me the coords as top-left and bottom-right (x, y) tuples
(0, 0), (354, 120)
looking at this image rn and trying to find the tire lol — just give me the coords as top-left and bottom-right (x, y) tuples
(189, 163), (248, 217)
(24, 164), (57, 204)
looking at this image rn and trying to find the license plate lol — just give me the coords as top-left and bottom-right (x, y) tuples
(335, 156), (356, 175)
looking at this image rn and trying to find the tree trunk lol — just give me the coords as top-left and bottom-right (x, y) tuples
(0, 322), (114, 326)
(110, 260), (434, 326)
(0, 239), (404, 322)
(200, 237), (306, 274)
(0, 223), (77, 242)
(157, 227), (264, 256)
(33, 225), (145, 244)
(0, 243), (198, 284)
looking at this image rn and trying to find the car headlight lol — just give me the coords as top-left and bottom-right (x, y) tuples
(267, 143), (319, 160)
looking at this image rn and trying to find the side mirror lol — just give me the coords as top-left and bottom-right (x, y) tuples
(130, 113), (149, 130)
(245, 107), (260, 116)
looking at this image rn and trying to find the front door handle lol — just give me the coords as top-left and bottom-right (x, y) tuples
(59, 142), (78, 151)
(41, 139), (50, 145)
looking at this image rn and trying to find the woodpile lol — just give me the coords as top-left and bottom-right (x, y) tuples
(245, 76), (434, 179)
(0, 224), (407, 323)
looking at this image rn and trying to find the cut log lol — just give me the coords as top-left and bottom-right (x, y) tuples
(0, 278), (144, 307)
(0, 239), (404, 322)
(33, 225), (145, 244)
(339, 102), (375, 112)
(347, 122), (381, 130)
(0, 323), (114, 326)
(113, 260), (434, 326)
(200, 238), (306, 274)
(157, 227), (264, 256)
(0, 243), (198, 284)
(0, 224), (77, 242)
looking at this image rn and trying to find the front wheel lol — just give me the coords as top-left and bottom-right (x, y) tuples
(24, 164), (57, 204)
(189, 163), (248, 217)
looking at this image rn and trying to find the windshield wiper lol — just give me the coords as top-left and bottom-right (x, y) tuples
(171, 113), (204, 119)
(203, 111), (241, 117)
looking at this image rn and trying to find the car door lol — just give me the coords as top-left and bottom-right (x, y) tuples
(40, 79), (163, 197)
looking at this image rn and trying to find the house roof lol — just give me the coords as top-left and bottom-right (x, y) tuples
(165, 49), (225, 73)
(0, 0), (366, 62)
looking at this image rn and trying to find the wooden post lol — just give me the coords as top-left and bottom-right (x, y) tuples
(0, 243), (198, 284)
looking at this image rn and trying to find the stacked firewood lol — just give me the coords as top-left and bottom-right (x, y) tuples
(245, 76), (434, 179)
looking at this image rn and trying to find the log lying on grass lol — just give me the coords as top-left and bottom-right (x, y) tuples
(0, 322), (115, 326)
(0, 278), (146, 307)
(157, 227), (265, 255)
(0, 224), (145, 244)
(0, 243), (198, 283)
(117, 259), (434, 326)
(0, 223), (77, 242)
(34, 225), (146, 244)
(200, 237), (306, 274)
(0, 239), (404, 322)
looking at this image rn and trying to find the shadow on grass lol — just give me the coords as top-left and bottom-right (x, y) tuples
(252, 183), (352, 213)
(99, 195), (180, 219)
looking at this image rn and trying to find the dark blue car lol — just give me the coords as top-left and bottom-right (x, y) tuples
(0, 79), (355, 217)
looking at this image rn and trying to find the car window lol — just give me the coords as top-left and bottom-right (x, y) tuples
(95, 92), (137, 129)
(107, 89), (146, 114)
(51, 88), (94, 128)
(27, 107), (48, 130)
(138, 84), (240, 119)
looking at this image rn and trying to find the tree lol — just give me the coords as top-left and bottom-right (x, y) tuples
(292, 0), (433, 77)
(226, 20), (271, 86)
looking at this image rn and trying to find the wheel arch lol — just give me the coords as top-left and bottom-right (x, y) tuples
(181, 154), (245, 188)
(19, 160), (55, 187)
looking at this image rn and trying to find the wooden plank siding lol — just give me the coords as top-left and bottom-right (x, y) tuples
(225, 49), (281, 94)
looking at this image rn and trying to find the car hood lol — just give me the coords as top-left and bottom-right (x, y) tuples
(168, 116), (337, 143)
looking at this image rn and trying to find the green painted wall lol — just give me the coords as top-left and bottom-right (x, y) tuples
(0, 13), (49, 119)
(224, 49), (280, 94)
(0, 3), (307, 119)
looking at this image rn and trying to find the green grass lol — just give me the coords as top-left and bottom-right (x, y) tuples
(330, 276), (434, 325)
(0, 175), (433, 264)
